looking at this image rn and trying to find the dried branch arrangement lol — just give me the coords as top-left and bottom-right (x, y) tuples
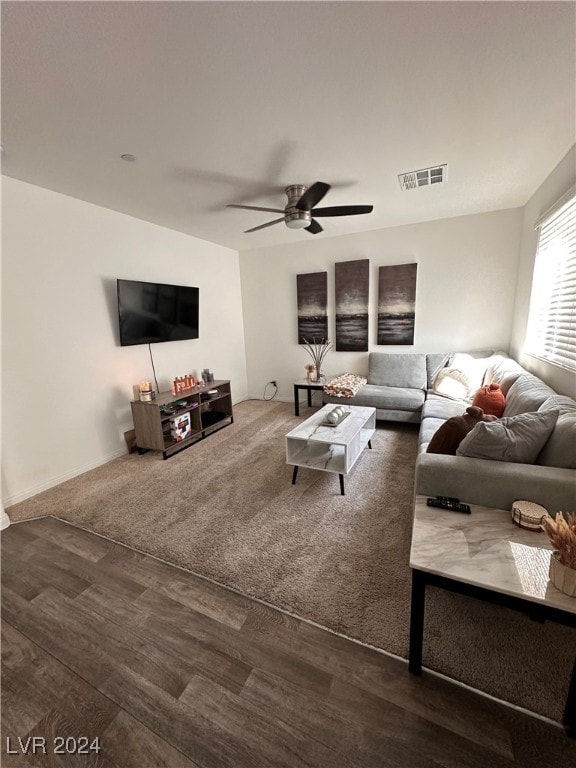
(302, 338), (332, 375)
(543, 512), (576, 569)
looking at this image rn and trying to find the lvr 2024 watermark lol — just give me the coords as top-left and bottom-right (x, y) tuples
(6, 736), (101, 755)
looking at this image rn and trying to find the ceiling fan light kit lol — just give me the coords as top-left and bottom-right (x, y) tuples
(285, 213), (311, 230)
(285, 184), (311, 229)
(227, 182), (374, 236)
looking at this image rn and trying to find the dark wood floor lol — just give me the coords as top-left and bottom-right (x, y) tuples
(2, 517), (575, 768)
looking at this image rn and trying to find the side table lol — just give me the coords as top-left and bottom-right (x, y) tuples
(293, 379), (325, 417)
(409, 495), (576, 738)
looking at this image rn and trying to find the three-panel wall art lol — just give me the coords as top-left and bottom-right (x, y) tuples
(297, 260), (417, 349)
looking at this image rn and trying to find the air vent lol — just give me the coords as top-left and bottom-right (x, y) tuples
(398, 164), (447, 191)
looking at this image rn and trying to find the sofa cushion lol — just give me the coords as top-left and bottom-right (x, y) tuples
(537, 413), (576, 469)
(416, 452), (575, 514)
(456, 410), (558, 463)
(368, 353), (426, 389)
(483, 353), (525, 395)
(538, 394), (576, 414)
(330, 384), (424, 412)
(418, 417), (445, 453)
(503, 374), (556, 418)
(422, 393), (467, 421)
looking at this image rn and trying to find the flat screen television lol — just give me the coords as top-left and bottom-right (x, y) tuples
(117, 279), (199, 346)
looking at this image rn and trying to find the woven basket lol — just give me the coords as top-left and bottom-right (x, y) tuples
(511, 500), (547, 532)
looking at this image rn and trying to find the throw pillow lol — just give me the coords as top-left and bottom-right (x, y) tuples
(427, 406), (495, 455)
(456, 410), (559, 463)
(450, 353), (491, 394)
(472, 383), (506, 417)
(433, 353), (491, 401)
(433, 367), (472, 401)
(483, 353), (525, 395)
(502, 374), (556, 418)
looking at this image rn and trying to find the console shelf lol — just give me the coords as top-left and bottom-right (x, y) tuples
(131, 380), (233, 459)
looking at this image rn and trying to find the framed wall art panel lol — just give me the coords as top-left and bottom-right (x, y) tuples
(377, 263), (417, 345)
(297, 271), (328, 344)
(335, 259), (369, 351)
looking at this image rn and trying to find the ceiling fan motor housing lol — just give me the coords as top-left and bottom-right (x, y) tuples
(284, 185), (311, 229)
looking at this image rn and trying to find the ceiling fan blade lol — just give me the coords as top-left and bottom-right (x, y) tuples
(227, 204), (285, 213)
(244, 217), (286, 233)
(312, 205), (374, 217)
(305, 219), (323, 235)
(296, 182), (331, 211)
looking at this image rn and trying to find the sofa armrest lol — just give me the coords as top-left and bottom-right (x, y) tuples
(415, 453), (576, 514)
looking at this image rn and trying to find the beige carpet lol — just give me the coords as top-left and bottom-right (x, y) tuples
(8, 400), (574, 723)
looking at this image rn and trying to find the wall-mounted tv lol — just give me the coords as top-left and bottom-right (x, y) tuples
(117, 279), (199, 346)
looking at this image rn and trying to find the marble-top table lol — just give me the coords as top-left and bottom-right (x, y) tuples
(409, 494), (576, 736)
(286, 404), (375, 495)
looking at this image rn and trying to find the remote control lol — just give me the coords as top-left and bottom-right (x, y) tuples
(436, 496), (460, 504)
(427, 498), (471, 514)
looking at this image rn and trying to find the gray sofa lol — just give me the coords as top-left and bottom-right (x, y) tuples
(323, 351), (576, 514)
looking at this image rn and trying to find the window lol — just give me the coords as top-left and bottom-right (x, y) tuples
(525, 188), (576, 372)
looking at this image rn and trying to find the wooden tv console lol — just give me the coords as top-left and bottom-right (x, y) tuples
(131, 380), (233, 459)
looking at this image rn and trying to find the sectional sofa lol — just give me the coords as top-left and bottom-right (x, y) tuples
(323, 351), (575, 514)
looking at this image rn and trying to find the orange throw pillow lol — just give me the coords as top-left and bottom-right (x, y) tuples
(472, 383), (506, 417)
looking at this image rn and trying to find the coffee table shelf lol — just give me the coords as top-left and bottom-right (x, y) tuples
(287, 441), (347, 475)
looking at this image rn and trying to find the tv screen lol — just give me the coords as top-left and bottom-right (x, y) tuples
(117, 279), (199, 346)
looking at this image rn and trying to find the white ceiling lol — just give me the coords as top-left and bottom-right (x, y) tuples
(2, 1), (575, 251)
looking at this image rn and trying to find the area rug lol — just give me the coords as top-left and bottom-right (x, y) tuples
(8, 400), (574, 723)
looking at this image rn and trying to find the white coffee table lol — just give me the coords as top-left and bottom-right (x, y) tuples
(285, 404), (376, 495)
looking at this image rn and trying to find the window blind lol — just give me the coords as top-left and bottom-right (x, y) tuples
(525, 192), (576, 372)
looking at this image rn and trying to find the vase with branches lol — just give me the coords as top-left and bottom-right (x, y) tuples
(302, 338), (332, 383)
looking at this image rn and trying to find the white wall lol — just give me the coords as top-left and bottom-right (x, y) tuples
(240, 208), (523, 400)
(2, 177), (247, 506)
(510, 145), (576, 396)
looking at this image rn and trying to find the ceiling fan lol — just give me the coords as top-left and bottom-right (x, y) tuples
(227, 182), (374, 235)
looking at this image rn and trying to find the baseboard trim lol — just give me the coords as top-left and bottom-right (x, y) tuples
(4, 400), (296, 510)
(3, 448), (127, 508)
(246, 394), (293, 404)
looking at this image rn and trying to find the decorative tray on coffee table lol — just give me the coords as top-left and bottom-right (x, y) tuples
(320, 411), (350, 427)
